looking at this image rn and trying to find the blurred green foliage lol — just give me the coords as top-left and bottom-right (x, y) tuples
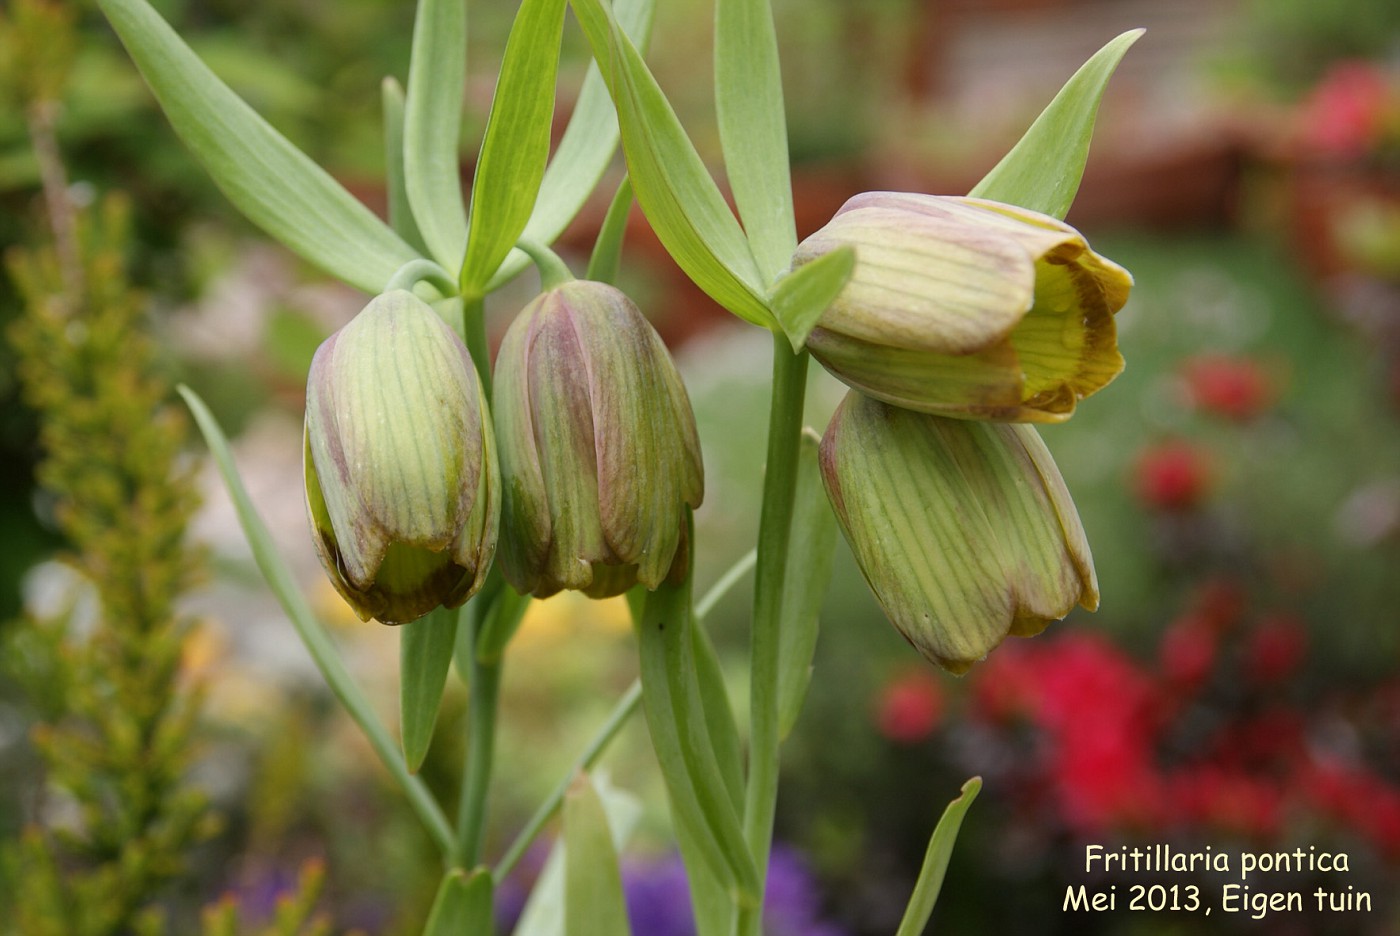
(2, 188), (214, 932)
(1231, 0), (1400, 94)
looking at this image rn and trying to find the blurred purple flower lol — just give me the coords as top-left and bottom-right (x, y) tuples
(498, 841), (846, 936)
(623, 845), (849, 936)
(622, 854), (694, 936)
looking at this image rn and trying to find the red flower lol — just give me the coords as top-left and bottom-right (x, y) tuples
(1245, 614), (1308, 685)
(874, 668), (944, 744)
(1181, 354), (1276, 421)
(1191, 578), (1247, 633)
(1299, 61), (1393, 159)
(1132, 440), (1212, 511)
(976, 634), (1165, 832)
(1167, 767), (1284, 838)
(1303, 758), (1400, 858)
(1159, 617), (1218, 689)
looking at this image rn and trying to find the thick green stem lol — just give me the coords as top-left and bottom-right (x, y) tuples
(456, 605), (502, 867)
(462, 296), (492, 407)
(739, 335), (810, 934)
(453, 294), (500, 870)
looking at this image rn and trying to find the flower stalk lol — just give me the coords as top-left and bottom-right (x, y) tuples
(739, 333), (810, 935)
(457, 596), (504, 868)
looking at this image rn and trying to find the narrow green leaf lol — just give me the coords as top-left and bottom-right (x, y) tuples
(586, 175), (633, 285)
(382, 78), (430, 256)
(895, 778), (982, 936)
(460, 0), (568, 295)
(405, 0), (469, 268)
(490, 0), (656, 291)
(690, 619), (743, 811)
(715, 0), (795, 282)
(569, 0), (773, 328)
(96, 0), (420, 294)
(515, 774), (643, 936)
(969, 30), (1142, 219)
(776, 430), (838, 740)
(400, 605), (459, 773)
(564, 775), (632, 936)
(768, 245), (854, 353)
(633, 578), (761, 900)
(423, 868), (494, 936)
(177, 386), (456, 859)
(672, 814), (735, 936)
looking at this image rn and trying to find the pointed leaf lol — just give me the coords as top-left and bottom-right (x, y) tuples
(382, 77), (430, 255)
(400, 605), (459, 773)
(178, 386), (456, 859)
(489, 0), (656, 290)
(586, 175), (634, 285)
(515, 774), (643, 936)
(460, 0), (568, 295)
(564, 775), (632, 936)
(632, 578), (761, 900)
(672, 813), (735, 936)
(776, 430), (838, 740)
(690, 619), (743, 811)
(405, 0), (469, 268)
(569, 0), (773, 327)
(715, 0), (795, 282)
(423, 868), (494, 936)
(969, 30), (1142, 219)
(96, 0), (420, 294)
(768, 244), (854, 352)
(895, 778), (982, 936)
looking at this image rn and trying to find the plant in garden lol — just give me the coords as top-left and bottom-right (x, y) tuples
(93, 0), (1141, 928)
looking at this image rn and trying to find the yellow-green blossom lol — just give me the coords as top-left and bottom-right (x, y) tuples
(795, 193), (1132, 422)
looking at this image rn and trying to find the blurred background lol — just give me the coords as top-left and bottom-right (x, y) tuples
(2, 0), (1399, 932)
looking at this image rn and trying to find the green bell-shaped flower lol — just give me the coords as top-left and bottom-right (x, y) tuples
(820, 391), (1098, 674)
(303, 290), (499, 624)
(494, 280), (703, 598)
(795, 193), (1133, 423)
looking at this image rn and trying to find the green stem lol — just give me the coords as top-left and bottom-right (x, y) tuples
(516, 237), (575, 290)
(456, 603), (502, 867)
(462, 295), (492, 407)
(739, 335), (809, 935)
(453, 290), (499, 870)
(385, 258), (458, 297)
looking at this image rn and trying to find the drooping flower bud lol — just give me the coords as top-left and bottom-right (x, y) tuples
(493, 280), (703, 598)
(794, 193), (1133, 423)
(303, 290), (499, 624)
(820, 391), (1097, 674)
